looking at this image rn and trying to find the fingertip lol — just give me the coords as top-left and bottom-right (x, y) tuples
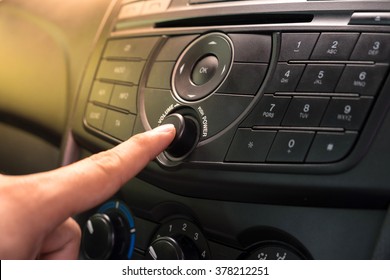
(151, 124), (176, 135)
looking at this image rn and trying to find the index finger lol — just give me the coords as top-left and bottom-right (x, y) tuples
(30, 124), (175, 229)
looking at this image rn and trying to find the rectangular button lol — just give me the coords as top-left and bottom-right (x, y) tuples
(225, 129), (276, 162)
(156, 35), (198, 61)
(118, 2), (144, 19)
(241, 95), (291, 127)
(103, 110), (136, 141)
(97, 60), (145, 84)
(265, 63), (305, 93)
(103, 37), (159, 59)
(147, 61), (175, 89)
(306, 132), (358, 163)
(350, 13), (390, 26)
(229, 34), (271, 63)
(110, 85), (138, 113)
(310, 33), (360, 60)
(296, 64), (344, 92)
(320, 97), (373, 130)
(267, 131), (315, 163)
(141, 0), (171, 15)
(350, 33), (390, 62)
(89, 81), (113, 104)
(279, 33), (319, 61)
(282, 97), (330, 127)
(335, 64), (389, 96)
(85, 104), (107, 130)
(218, 63), (268, 95)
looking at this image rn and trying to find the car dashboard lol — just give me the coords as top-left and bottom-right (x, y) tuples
(1, 0), (390, 260)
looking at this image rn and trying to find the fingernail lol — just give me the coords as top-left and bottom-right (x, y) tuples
(152, 124), (176, 134)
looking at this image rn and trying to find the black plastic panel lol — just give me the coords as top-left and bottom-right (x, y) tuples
(71, 0), (390, 260)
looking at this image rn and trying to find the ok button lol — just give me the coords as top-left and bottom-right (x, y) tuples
(191, 55), (219, 86)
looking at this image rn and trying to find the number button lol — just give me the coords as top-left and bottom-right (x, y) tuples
(282, 97), (330, 127)
(266, 63), (306, 93)
(297, 64), (344, 92)
(351, 33), (390, 62)
(311, 33), (359, 60)
(267, 131), (315, 163)
(240, 95), (291, 127)
(321, 97), (373, 130)
(335, 64), (389, 96)
(279, 33), (320, 61)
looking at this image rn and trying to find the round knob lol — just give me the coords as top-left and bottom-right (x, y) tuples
(160, 113), (199, 160)
(82, 212), (130, 259)
(146, 236), (199, 260)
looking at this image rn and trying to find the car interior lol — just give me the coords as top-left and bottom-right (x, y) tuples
(1, 0), (390, 260)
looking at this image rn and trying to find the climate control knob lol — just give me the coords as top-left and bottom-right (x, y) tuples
(146, 236), (199, 260)
(81, 201), (135, 259)
(160, 113), (200, 160)
(146, 219), (210, 260)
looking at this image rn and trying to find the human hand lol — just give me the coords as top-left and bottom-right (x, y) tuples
(0, 125), (175, 260)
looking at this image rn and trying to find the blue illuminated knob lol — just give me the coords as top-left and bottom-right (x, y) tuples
(81, 201), (135, 259)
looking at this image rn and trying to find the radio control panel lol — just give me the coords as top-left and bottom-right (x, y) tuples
(83, 29), (389, 168)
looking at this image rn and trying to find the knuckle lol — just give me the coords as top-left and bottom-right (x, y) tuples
(88, 149), (124, 175)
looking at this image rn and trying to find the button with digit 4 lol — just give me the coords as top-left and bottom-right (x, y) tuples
(320, 97), (373, 130)
(265, 63), (305, 93)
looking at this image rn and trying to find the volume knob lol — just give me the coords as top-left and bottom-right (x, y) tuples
(160, 113), (199, 160)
